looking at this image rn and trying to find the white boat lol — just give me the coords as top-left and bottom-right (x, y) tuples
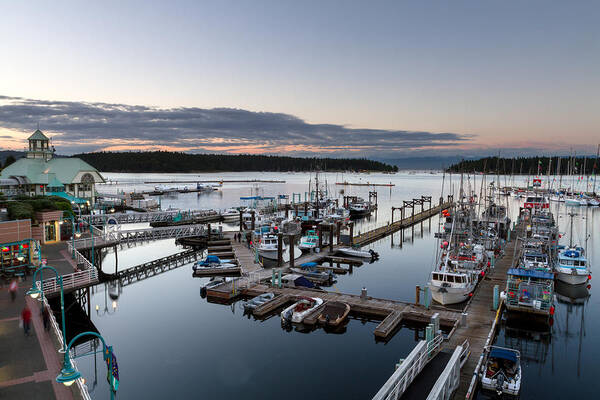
(587, 197), (599, 206)
(565, 197), (587, 206)
(192, 255), (237, 271)
(480, 346), (521, 396)
(243, 292), (275, 311)
(221, 208), (239, 221)
(280, 296), (323, 323)
(298, 230), (319, 251)
(349, 201), (371, 216)
(336, 247), (379, 259)
(556, 247), (590, 285)
(429, 270), (476, 305)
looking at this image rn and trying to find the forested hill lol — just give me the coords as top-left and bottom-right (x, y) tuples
(73, 151), (398, 173)
(448, 156), (599, 175)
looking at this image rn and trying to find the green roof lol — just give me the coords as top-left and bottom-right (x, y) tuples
(0, 157), (105, 185)
(28, 129), (49, 141)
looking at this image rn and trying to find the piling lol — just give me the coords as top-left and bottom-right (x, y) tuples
(493, 285), (499, 310)
(423, 286), (430, 309)
(415, 285), (421, 305)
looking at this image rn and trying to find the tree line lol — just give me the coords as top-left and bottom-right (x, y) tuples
(72, 151), (398, 173)
(448, 156), (600, 175)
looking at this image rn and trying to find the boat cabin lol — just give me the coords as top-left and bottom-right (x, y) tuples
(505, 268), (554, 316)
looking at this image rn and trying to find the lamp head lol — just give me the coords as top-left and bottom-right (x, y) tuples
(56, 362), (81, 386)
(26, 287), (41, 299)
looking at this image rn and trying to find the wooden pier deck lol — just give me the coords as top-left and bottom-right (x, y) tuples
(353, 201), (452, 246)
(447, 222), (523, 399)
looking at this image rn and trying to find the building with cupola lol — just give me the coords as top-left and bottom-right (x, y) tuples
(0, 129), (105, 204)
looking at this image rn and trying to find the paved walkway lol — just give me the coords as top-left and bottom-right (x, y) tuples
(0, 242), (79, 399)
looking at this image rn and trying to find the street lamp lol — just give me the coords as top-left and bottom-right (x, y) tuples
(26, 265), (68, 353)
(56, 331), (119, 399)
(61, 212), (81, 259)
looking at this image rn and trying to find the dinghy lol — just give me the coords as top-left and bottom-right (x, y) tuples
(337, 247), (379, 259)
(317, 301), (350, 327)
(480, 346), (521, 396)
(243, 293), (275, 311)
(281, 296), (323, 323)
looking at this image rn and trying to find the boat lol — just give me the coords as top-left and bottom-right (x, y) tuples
(480, 346), (522, 396)
(504, 268), (554, 318)
(317, 301), (350, 327)
(298, 230), (319, 251)
(556, 247), (590, 285)
(586, 197), (599, 206)
(336, 247), (379, 260)
(281, 296), (323, 323)
(256, 234), (283, 259)
(270, 274), (316, 289)
(555, 212), (591, 285)
(565, 196), (587, 207)
(221, 208), (240, 221)
(523, 194), (549, 209)
(290, 264), (335, 284)
(348, 200), (371, 217)
(429, 270), (476, 305)
(242, 292), (275, 311)
(199, 277), (231, 297)
(192, 255), (236, 271)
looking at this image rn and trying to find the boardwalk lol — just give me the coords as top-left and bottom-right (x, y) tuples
(447, 222), (523, 399)
(353, 201), (452, 246)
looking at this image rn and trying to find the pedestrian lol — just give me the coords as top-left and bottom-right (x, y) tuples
(42, 306), (50, 331)
(21, 306), (32, 336)
(9, 279), (18, 302)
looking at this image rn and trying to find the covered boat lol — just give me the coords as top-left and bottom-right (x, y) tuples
(336, 247), (379, 260)
(192, 255), (237, 271)
(317, 301), (350, 327)
(480, 346), (521, 396)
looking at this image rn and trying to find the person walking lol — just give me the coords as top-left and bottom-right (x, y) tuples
(21, 306), (32, 336)
(9, 279), (18, 302)
(42, 306), (50, 331)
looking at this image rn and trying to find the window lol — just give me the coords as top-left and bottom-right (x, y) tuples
(446, 275), (455, 283)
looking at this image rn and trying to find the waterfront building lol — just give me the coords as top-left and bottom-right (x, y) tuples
(0, 129), (105, 204)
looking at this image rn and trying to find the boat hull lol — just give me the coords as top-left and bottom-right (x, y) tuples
(555, 270), (589, 285)
(430, 284), (472, 305)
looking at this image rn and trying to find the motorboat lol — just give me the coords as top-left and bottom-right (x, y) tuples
(243, 292), (275, 311)
(480, 346), (521, 396)
(256, 234), (283, 258)
(192, 255), (237, 271)
(429, 270), (476, 305)
(317, 301), (350, 327)
(290, 263), (335, 284)
(586, 197), (599, 206)
(298, 230), (319, 251)
(281, 296), (323, 323)
(336, 247), (379, 260)
(221, 208), (240, 221)
(349, 200), (371, 217)
(565, 196), (587, 207)
(199, 277), (231, 297)
(555, 247), (590, 285)
(270, 273), (315, 289)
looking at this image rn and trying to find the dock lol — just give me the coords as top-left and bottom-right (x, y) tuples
(110, 248), (202, 283)
(353, 199), (453, 246)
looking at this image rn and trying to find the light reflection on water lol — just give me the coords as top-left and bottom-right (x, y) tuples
(75, 172), (599, 399)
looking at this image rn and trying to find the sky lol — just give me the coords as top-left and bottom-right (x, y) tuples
(0, 1), (599, 158)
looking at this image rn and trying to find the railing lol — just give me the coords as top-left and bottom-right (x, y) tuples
(372, 334), (444, 400)
(36, 268), (99, 295)
(426, 343), (467, 400)
(40, 296), (92, 400)
(80, 209), (218, 225)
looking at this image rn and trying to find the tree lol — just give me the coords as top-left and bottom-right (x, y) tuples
(3, 155), (16, 169)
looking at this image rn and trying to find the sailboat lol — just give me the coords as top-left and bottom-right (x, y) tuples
(555, 212), (591, 285)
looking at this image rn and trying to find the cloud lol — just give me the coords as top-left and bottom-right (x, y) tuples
(0, 95), (473, 156)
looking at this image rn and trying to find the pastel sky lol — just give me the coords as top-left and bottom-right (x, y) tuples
(1, 1), (598, 158)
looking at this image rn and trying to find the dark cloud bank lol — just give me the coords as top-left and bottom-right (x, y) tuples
(0, 95), (472, 156)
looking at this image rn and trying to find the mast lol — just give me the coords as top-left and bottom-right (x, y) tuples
(594, 144), (600, 195)
(569, 212), (574, 248)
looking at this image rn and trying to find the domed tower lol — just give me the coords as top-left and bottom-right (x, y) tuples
(26, 129), (54, 160)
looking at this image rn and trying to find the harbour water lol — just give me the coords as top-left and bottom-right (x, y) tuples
(76, 172), (599, 399)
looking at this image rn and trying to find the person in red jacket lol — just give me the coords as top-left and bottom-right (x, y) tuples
(21, 306), (32, 336)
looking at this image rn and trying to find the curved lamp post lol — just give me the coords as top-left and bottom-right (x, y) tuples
(96, 283), (118, 316)
(26, 265), (68, 353)
(56, 331), (119, 399)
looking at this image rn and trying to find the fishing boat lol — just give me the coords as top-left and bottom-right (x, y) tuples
(243, 292), (275, 311)
(256, 234), (283, 259)
(317, 301), (350, 327)
(556, 247), (590, 285)
(523, 194), (549, 209)
(504, 268), (554, 318)
(298, 230), (319, 251)
(281, 296), (323, 323)
(336, 247), (379, 259)
(348, 200), (371, 217)
(429, 270), (476, 305)
(480, 346), (522, 396)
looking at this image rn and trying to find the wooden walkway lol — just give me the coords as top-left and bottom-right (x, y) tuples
(353, 201), (452, 246)
(447, 222), (523, 399)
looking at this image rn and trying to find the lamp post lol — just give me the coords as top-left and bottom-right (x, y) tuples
(56, 331), (119, 400)
(95, 283), (118, 316)
(26, 265), (68, 353)
(60, 213), (81, 260)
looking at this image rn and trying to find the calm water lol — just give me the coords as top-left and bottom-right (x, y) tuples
(72, 172), (599, 399)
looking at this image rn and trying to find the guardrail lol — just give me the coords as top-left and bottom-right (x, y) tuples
(372, 334), (444, 400)
(40, 296), (92, 400)
(426, 343), (466, 400)
(36, 268), (99, 295)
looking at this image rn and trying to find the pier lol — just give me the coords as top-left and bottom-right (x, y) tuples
(353, 197), (453, 246)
